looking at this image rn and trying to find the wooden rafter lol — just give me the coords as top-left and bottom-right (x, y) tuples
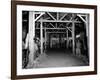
(66, 14), (75, 27)
(68, 27), (72, 29)
(49, 23), (55, 28)
(35, 12), (45, 21)
(78, 14), (87, 16)
(66, 27), (72, 33)
(60, 13), (67, 20)
(77, 14), (86, 23)
(36, 28), (66, 29)
(37, 20), (81, 23)
(47, 32), (66, 33)
(47, 12), (56, 20)
(59, 23), (64, 28)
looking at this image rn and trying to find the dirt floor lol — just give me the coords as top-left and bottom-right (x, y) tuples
(33, 49), (88, 68)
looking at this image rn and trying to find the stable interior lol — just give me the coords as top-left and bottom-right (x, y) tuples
(22, 11), (89, 68)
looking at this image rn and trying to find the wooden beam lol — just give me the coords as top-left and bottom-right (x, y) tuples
(49, 23), (55, 28)
(86, 15), (89, 37)
(28, 11), (35, 67)
(36, 27), (73, 30)
(68, 27), (72, 29)
(57, 12), (59, 20)
(47, 32), (66, 33)
(36, 28), (66, 29)
(66, 16), (73, 26)
(45, 27), (47, 50)
(47, 12), (56, 20)
(37, 20), (81, 23)
(66, 29), (69, 48)
(35, 12), (45, 21)
(66, 27), (72, 33)
(77, 15), (86, 23)
(85, 15), (89, 58)
(40, 22), (43, 54)
(35, 12), (44, 14)
(56, 22), (57, 28)
(60, 13), (67, 20)
(78, 14), (87, 16)
(44, 23), (47, 51)
(72, 21), (75, 55)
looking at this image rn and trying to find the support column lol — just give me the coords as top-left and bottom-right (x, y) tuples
(45, 26), (47, 50)
(72, 21), (75, 54)
(66, 29), (68, 48)
(57, 12), (59, 20)
(86, 15), (89, 38)
(28, 11), (35, 67)
(56, 22), (57, 28)
(85, 15), (89, 58)
(40, 22), (43, 54)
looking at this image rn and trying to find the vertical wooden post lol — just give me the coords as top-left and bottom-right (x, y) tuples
(86, 15), (89, 38)
(50, 34), (52, 48)
(57, 12), (59, 20)
(66, 29), (68, 48)
(28, 11), (35, 67)
(56, 22), (57, 28)
(45, 25), (47, 50)
(72, 21), (75, 54)
(40, 21), (43, 54)
(85, 15), (89, 58)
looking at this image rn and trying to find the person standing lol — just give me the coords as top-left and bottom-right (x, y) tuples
(76, 39), (81, 57)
